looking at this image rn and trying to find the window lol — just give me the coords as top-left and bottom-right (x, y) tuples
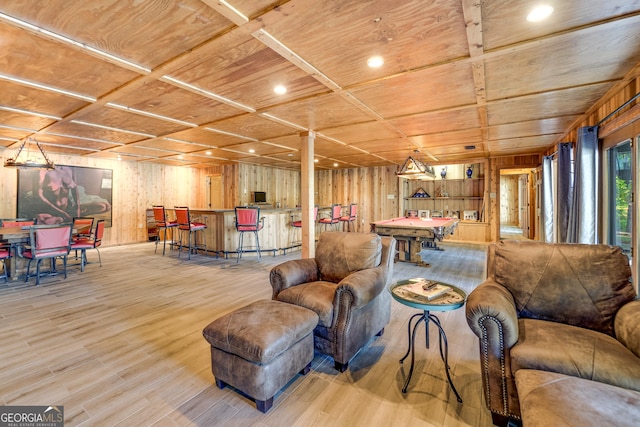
(606, 139), (632, 257)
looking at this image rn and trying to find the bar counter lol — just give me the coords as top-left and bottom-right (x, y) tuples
(181, 208), (304, 257)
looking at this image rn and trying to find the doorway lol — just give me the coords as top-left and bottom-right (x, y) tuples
(499, 168), (535, 240)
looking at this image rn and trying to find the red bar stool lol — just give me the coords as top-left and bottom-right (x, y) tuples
(0, 245), (9, 283)
(174, 207), (207, 260)
(318, 204), (342, 231)
(152, 206), (177, 255)
(235, 206), (264, 263)
(289, 206), (318, 249)
(339, 203), (357, 232)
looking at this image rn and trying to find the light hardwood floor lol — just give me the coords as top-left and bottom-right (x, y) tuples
(0, 240), (494, 427)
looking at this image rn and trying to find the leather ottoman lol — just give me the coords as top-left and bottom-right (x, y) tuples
(515, 369), (640, 427)
(202, 299), (318, 412)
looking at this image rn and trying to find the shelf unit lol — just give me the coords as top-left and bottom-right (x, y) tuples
(400, 163), (490, 242)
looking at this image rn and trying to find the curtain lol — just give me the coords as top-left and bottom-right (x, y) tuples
(567, 126), (599, 244)
(556, 143), (574, 242)
(541, 155), (554, 243)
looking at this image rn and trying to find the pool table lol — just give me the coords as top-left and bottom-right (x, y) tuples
(370, 217), (459, 263)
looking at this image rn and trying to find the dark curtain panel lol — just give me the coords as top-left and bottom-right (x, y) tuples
(541, 155), (554, 243)
(556, 143), (574, 243)
(567, 126), (599, 243)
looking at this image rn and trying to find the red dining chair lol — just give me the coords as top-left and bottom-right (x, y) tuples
(318, 204), (342, 231)
(0, 245), (9, 283)
(71, 217), (94, 241)
(70, 219), (105, 272)
(234, 206), (264, 263)
(1, 218), (37, 228)
(22, 223), (73, 286)
(175, 206), (207, 260)
(152, 206), (178, 255)
(339, 203), (358, 232)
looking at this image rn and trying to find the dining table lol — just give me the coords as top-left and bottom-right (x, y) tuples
(0, 226), (31, 281)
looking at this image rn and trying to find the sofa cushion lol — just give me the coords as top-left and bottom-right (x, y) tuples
(276, 281), (338, 327)
(492, 240), (635, 335)
(511, 318), (640, 392)
(515, 369), (640, 427)
(315, 232), (381, 283)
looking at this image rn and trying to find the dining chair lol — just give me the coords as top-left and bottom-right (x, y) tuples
(318, 204), (342, 231)
(234, 206), (264, 263)
(0, 218), (37, 227)
(174, 206), (207, 260)
(71, 217), (94, 241)
(0, 245), (9, 283)
(152, 206), (177, 255)
(339, 203), (358, 232)
(22, 223), (73, 286)
(70, 219), (105, 272)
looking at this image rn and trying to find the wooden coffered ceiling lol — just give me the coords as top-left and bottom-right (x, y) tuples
(1, 0), (640, 170)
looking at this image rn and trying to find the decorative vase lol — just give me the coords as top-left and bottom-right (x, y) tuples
(440, 167), (447, 179)
(466, 166), (473, 179)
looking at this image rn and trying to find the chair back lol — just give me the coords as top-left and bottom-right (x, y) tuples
(152, 206), (168, 225)
(315, 232), (382, 283)
(72, 217), (94, 237)
(348, 203), (357, 219)
(29, 224), (72, 257)
(314, 206), (319, 221)
(235, 207), (261, 231)
(93, 220), (105, 248)
(330, 204), (342, 220)
(174, 206), (190, 229)
(1, 218), (36, 228)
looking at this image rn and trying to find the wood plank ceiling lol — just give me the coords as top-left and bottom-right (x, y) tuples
(1, 0), (639, 170)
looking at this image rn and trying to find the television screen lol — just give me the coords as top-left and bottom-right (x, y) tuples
(253, 191), (266, 203)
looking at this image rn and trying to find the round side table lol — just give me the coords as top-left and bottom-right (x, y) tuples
(389, 278), (467, 401)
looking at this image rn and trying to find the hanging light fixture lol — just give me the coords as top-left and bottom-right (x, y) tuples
(4, 137), (55, 169)
(396, 152), (436, 180)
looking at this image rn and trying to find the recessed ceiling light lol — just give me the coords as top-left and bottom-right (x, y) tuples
(527, 4), (553, 22)
(274, 85), (287, 95)
(117, 155), (122, 161)
(249, 149), (255, 153)
(333, 163), (339, 167)
(206, 151), (212, 155)
(314, 159), (319, 163)
(178, 155), (184, 159)
(287, 153), (293, 157)
(367, 56), (384, 68)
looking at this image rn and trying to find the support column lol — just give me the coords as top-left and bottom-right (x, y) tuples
(300, 131), (315, 258)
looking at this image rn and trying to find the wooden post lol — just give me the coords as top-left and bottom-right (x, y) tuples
(300, 131), (315, 258)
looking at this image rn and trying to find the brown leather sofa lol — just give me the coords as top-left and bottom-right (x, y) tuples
(465, 240), (640, 426)
(270, 232), (396, 372)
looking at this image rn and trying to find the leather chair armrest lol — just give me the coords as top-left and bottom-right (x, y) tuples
(466, 279), (519, 349)
(336, 267), (386, 308)
(615, 299), (640, 358)
(269, 259), (319, 298)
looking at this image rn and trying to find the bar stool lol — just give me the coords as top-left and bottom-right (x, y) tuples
(318, 204), (342, 231)
(234, 206), (264, 263)
(289, 206), (318, 249)
(339, 203), (357, 232)
(174, 207), (207, 260)
(152, 206), (177, 255)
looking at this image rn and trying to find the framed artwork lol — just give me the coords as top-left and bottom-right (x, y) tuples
(17, 165), (113, 227)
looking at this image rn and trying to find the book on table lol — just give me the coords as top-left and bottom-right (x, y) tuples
(402, 279), (452, 301)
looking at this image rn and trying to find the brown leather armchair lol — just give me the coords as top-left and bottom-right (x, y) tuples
(466, 240), (640, 426)
(270, 232), (396, 372)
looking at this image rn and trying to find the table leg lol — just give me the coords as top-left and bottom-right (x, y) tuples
(399, 312), (426, 393)
(399, 310), (463, 402)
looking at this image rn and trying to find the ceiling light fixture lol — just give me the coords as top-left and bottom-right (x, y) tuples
(274, 85), (287, 95)
(527, 4), (553, 22)
(4, 137), (55, 169)
(396, 154), (436, 180)
(367, 56), (384, 68)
